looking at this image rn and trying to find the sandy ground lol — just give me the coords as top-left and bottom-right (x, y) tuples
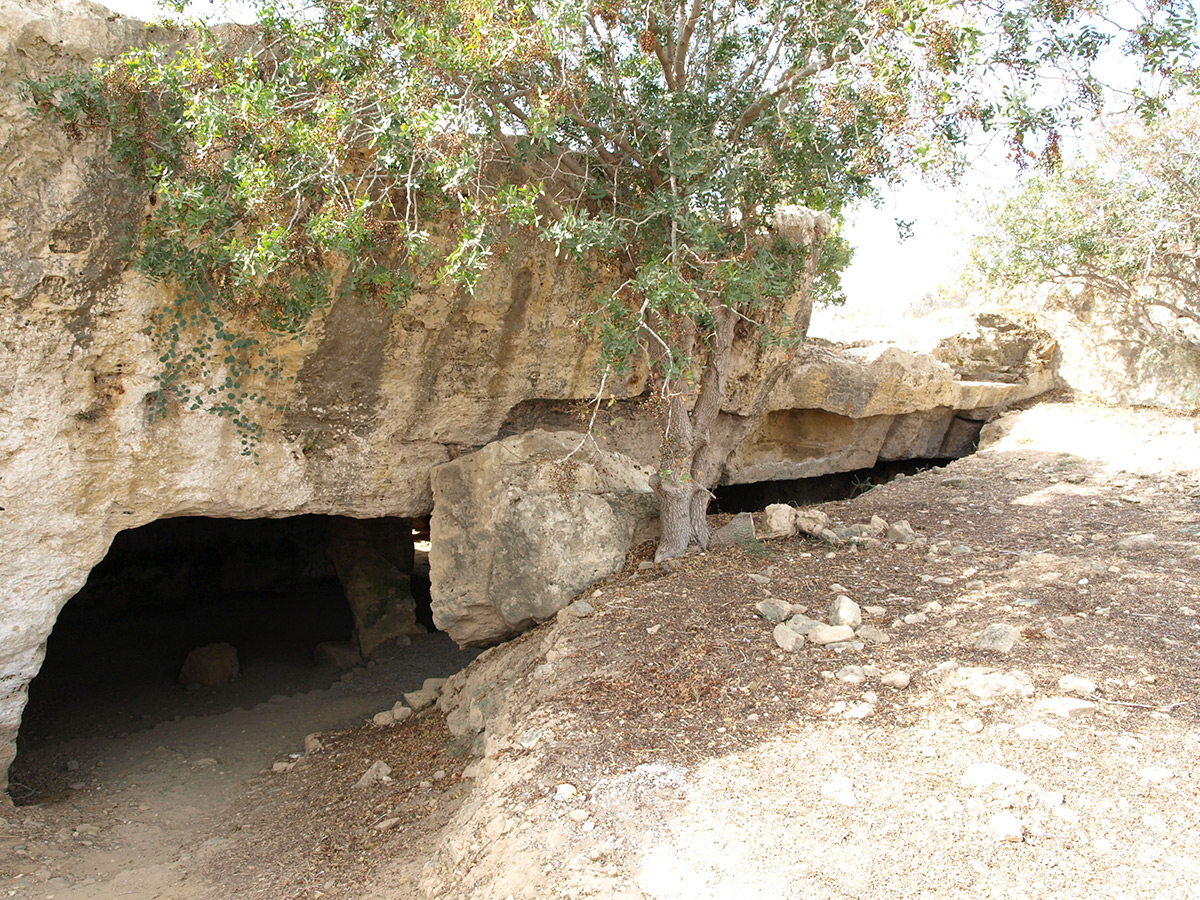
(2, 396), (1198, 900)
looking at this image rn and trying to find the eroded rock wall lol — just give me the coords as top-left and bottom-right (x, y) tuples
(0, 1), (1056, 788)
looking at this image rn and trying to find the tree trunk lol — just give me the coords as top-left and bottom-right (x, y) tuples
(654, 480), (695, 563)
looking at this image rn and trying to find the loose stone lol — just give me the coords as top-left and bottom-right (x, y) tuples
(988, 811), (1025, 843)
(1116, 533), (1157, 550)
(828, 595), (862, 629)
(835, 665), (867, 685)
(819, 774), (857, 806)
(881, 671), (911, 690)
(1057, 674), (1097, 696)
(975, 623), (1020, 653)
(1015, 722), (1063, 741)
(807, 624), (857, 645)
(1033, 697), (1097, 718)
(755, 598), (794, 622)
(960, 762), (1030, 790)
(772, 623), (805, 652)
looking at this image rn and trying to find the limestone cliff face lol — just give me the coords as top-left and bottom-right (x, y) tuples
(0, 1), (1056, 788)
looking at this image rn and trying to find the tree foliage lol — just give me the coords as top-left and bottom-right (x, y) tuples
(21, 0), (1200, 550)
(971, 105), (1200, 333)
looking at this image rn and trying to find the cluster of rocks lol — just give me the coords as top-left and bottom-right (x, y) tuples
(269, 677), (449, 780)
(760, 503), (917, 548)
(367, 676), (448, 728)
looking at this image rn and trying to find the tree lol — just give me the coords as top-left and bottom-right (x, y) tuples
(971, 104), (1200, 335)
(25, 0), (1200, 558)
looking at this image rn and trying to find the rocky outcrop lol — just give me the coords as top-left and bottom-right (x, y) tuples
(1022, 283), (1200, 411)
(429, 432), (658, 646)
(0, 1), (1057, 788)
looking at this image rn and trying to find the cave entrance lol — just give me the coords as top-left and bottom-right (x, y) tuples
(10, 513), (467, 806)
(712, 457), (958, 513)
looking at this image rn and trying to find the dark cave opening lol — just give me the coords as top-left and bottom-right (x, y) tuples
(711, 457), (959, 514)
(15, 514), (435, 756)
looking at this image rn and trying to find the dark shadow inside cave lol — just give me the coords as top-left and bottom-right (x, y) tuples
(711, 457), (959, 513)
(14, 515), (442, 772)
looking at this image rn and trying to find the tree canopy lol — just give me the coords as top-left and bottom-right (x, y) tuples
(971, 104), (1200, 333)
(23, 0), (1200, 555)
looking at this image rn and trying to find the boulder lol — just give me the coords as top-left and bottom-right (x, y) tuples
(326, 516), (424, 657)
(710, 512), (757, 548)
(429, 431), (658, 646)
(179, 642), (239, 688)
(762, 504), (798, 537)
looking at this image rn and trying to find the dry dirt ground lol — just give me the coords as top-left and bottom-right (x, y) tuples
(2, 396), (1199, 900)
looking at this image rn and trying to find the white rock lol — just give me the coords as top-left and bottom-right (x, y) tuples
(356, 760), (393, 788)
(807, 624), (856, 645)
(828, 595), (862, 629)
(1057, 674), (1097, 696)
(568, 809), (591, 823)
(763, 504), (798, 536)
(555, 783), (579, 800)
(886, 520), (916, 543)
(772, 623), (805, 652)
(854, 624), (890, 644)
(836, 665), (867, 685)
(1033, 697), (1097, 718)
(794, 509), (831, 537)
(959, 668), (1035, 700)
(988, 811), (1025, 843)
(1015, 722), (1063, 741)
(819, 774), (857, 806)
(960, 762), (1030, 790)
(403, 688), (438, 712)
(881, 671), (911, 690)
(961, 718), (984, 734)
(975, 623), (1020, 653)
(1138, 765), (1174, 783)
(1052, 806), (1080, 824)
(755, 598), (794, 623)
(843, 702), (876, 720)
(1116, 533), (1157, 550)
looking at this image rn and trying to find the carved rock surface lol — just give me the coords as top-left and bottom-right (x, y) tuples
(429, 432), (658, 646)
